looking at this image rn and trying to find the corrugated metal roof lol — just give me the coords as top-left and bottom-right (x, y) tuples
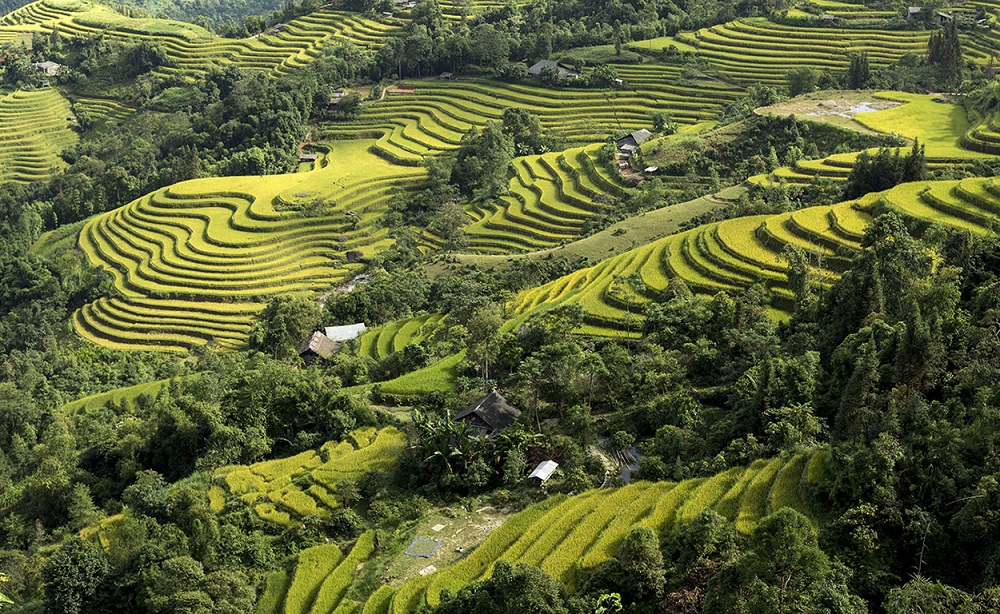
(528, 460), (559, 482)
(324, 323), (367, 341)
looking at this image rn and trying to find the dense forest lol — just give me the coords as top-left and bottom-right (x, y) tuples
(1, 0), (1000, 613)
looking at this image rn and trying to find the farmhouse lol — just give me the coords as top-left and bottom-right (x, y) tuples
(297, 331), (337, 365)
(439, 72), (454, 80)
(526, 59), (579, 80)
(616, 128), (654, 153)
(452, 391), (521, 437)
(528, 460), (558, 485)
(34, 60), (60, 76)
(299, 152), (318, 163)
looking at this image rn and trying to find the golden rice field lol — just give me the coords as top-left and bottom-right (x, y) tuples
(73, 140), (426, 352)
(0, 0), (401, 77)
(322, 69), (744, 164)
(453, 143), (629, 253)
(379, 450), (827, 614)
(0, 88), (77, 184)
(216, 427), (406, 526)
(508, 175), (1000, 336)
(256, 531), (377, 614)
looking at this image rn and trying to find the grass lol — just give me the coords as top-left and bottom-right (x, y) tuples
(311, 531), (377, 614)
(59, 376), (176, 414)
(255, 569), (292, 614)
(378, 352), (465, 398)
(360, 586), (395, 614)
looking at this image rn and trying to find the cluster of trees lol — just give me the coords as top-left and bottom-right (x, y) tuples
(842, 141), (927, 199)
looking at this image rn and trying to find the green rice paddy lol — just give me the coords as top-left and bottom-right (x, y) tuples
(218, 426), (406, 526)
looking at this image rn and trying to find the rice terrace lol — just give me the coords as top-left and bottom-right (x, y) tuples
(1, 0), (999, 613)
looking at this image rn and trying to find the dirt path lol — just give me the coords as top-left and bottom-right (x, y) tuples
(296, 130), (313, 156)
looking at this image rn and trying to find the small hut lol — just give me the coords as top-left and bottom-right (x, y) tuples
(528, 460), (558, 485)
(297, 331), (337, 365)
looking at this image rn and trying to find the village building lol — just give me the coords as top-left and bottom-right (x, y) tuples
(297, 331), (337, 366)
(452, 390), (521, 437)
(616, 128), (654, 153)
(528, 460), (559, 485)
(299, 152), (318, 163)
(324, 323), (367, 342)
(526, 59), (579, 80)
(34, 60), (60, 76)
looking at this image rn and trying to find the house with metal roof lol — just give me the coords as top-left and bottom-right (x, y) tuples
(526, 59), (579, 80)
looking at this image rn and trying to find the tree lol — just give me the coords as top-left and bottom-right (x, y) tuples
(704, 508), (867, 614)
(786, 67), (817, 96)
(884, 577), (976, 614)
(43, 539), (110, 614)
(450, 121), (515, 201)
(436, 560), (572, 614)
(501, 107), (548, 156)
(846, 53), (871, 89)
(927, 19), (962, 84)
(582, 527), (665, 605)
(653, 112), (678, 135)
(248, 295), (323, 359)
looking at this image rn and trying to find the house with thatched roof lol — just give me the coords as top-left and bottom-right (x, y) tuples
(297, 331), (337, 365)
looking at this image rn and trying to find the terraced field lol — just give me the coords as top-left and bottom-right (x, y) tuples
(218, 427), (406, 526)
(754, 92), (994, 187)
(508, 175), (1000, 336)
(323, 70), (743, 164)
(0, 0), (401, 77)
(72, 97), (133, 124)
(358, 313), (446, 361)
(257, 531), (377, 614)
(73, 139), (426, 352)
(455, 143), (628, 253)
(382, 450), (827, 613)
(800, 0), (898, 21)
(675, 18), (933, 85)
(0, 88), (77, 185)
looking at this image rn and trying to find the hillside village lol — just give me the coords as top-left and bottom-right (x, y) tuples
(0, 0), (999, 613)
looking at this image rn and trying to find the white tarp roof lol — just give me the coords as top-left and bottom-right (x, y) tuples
(324, 323), (367, 341)
(528, 460), (558, 482)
